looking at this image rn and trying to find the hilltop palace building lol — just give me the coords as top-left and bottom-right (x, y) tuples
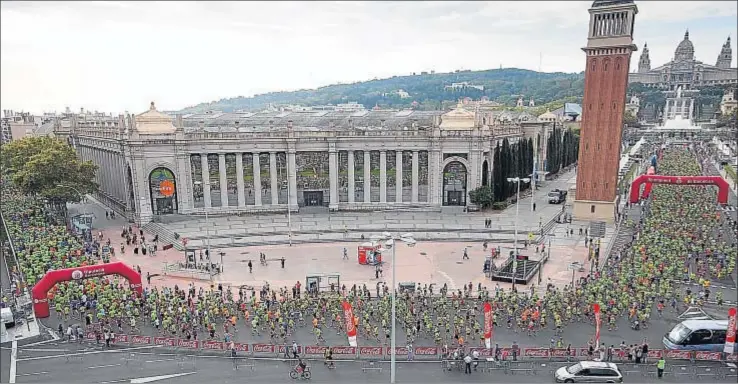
(54, 102), (553, 225)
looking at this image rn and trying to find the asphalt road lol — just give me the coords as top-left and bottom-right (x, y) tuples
(10, 342), (737, 384)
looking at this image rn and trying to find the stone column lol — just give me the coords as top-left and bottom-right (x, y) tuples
(252, 152), (262, 206)
(201, 154), (212, 208)
(329, 148), (339, 209)
(431, 149), (442, 205)
(363, 151), (371, 203)
(379, 150), (387, 203)
(218, 153), (229, 207)
(235, 154), (246, 207)
(411, 150), (419, 203)
(395, 150), (403, 203)
(270, 152), (279, 205)
(176, 153), (191, 213)
(287, 150), (298, 209)
(688, 99), (694, 121)
(347, 151), (355, 204)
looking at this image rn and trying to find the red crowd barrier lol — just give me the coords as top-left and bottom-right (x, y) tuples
(76, 333), (738, 364)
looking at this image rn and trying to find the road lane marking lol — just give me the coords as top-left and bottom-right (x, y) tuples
(16, 372), (49, 377)
(130, 372), (196, 383)
(20, 348), (70, 353)
(88, 363), (123, 369)
(144, 358), (175, 363)
(9, 341), (17, 384)
(99, 380), (129, 384)
(16, 345), (159, 362)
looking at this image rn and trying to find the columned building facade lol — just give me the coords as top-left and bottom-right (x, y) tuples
(57, 102), (551, 225)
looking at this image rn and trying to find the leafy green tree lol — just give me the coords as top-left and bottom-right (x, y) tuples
(469, 185), (494, 209)
(1, 137), (98, 206)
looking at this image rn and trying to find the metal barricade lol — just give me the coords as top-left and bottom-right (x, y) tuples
(618, 363), (644, 376)
(541, 362), (569, 375)
(720, 365), (738, 379)
(64, 351), (84, 364)
(483, 359), (508, 374)
(693, 365), (720, 379)
(176, 355), (196, 370)
(361, 360), (383, 373)
(507, 361), (535, 375)
(232, 357), (254, 371)
(122, 352), (143, 368)
(668, 364), (695, 378)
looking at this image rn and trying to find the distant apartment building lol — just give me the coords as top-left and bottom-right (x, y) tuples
(1, 110), (36, 144)
(383, 89), (411, 99)
(444, 82), (484, 91)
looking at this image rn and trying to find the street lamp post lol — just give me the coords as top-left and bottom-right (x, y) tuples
(507, 177), (530, 293)
(193, 181), (213, 281)
(381, 231), (416, 384)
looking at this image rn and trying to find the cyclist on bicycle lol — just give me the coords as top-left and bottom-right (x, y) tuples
(295, 357), (307, 373)
(324, 346), (334, 368)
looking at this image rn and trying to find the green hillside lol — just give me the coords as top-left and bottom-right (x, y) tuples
(179, 68), (586, 113)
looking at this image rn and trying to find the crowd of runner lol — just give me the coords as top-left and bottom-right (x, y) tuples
(0, 147), (735, 351)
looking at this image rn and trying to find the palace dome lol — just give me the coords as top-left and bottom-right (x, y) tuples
(674, 30), (695, 62)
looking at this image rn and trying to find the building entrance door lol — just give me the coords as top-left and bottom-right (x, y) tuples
(446, 191), (464, 206)
(155, 197), (174, 215)
(303, 191), (324, 207)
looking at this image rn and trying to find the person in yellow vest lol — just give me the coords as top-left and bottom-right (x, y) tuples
(656, 356), (665, 378)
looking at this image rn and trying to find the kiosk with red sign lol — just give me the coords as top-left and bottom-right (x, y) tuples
(358, 242), (383, 266)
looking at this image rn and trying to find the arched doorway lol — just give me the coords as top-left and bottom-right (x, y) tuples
(149, 167), (178, 215)
(442, 161), (467, 206)
(482, 160), (489, 187)
(32, 262), (142, 318)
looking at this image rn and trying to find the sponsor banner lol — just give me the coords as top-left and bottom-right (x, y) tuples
(115, 334), (129, 343)
(726, 307), (737, 354)
(202, 341), (223, 351)
(86, 332), (96, 340)
(252, 344), (276, 354)
(550, 348), (577, 358)
(726, 353), (737, 363)
(342, 300), (357, 347)
(579, 347), (593, 357)
(694, 351), (721, 361)
(304, 345), (328, 355)
(483, 302), (493, 349)
(177, 339), (199, 349)
(276, 345), (302, 355)
(647, 350), (663, 359)
(664, 350), (692, 360)
(130, 335), (152, 345)
(154, 337), (176, 347)
(359, 346), (384, 356)
(523, 348), (550, 358)
(332, 346), (356, 355)
(386, 347), (409, 356)
(414, 346), (438, 356)
(469, 348), (493, 357)
(232, 343), (250, 353)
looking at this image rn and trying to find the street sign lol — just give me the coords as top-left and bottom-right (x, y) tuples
(160, 180), (175, 197)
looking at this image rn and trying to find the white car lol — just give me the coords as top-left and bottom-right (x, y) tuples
(554, 361), (623, 383)
(1, 307), (15, 328)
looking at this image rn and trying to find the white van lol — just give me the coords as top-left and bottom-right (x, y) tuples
(663, 319), (735, 352)
(0, 307), (15, 328)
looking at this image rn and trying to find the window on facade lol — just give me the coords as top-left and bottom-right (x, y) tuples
(597, 143), (601, 151)
(585, 143), (589, 151)
(591, 205), (596, 213)
(604, 61), (609, 71)
(615, 62), (621, 71)
(591, 61), (596, 72)
(605, 182), (609, 190)
(588, 104), (592, 111)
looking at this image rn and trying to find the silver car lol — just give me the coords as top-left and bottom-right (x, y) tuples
(554, 361), (623, 383)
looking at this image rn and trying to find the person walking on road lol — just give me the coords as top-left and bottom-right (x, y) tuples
(656, 356), (665, 378)
(464, 353), (472, 374)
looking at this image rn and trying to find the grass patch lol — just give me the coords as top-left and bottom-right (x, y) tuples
(725, 164), (737, 184)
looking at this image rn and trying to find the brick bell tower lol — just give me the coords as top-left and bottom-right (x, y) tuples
(573, 0), (638, 223)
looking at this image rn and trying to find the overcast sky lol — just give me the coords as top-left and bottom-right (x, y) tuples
(1, 1), (736, 114)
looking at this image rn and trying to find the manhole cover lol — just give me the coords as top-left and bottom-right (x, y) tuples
(456, 261), (464, 264)
(420, 252), (427, 256)
(311, 258), (318, 261)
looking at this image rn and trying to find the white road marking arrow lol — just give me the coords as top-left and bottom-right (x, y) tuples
(129, 372), (196, 384)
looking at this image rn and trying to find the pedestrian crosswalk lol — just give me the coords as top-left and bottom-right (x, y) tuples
(720, 205), (736, 212)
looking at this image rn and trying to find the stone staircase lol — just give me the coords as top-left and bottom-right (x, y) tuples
(143, 222), (185, 251)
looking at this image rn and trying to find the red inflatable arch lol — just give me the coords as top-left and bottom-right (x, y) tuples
(32, 262), (142, 318)
(629, 175), (729, 204)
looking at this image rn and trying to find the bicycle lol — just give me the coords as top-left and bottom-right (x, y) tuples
(289, 364), (311, 380)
